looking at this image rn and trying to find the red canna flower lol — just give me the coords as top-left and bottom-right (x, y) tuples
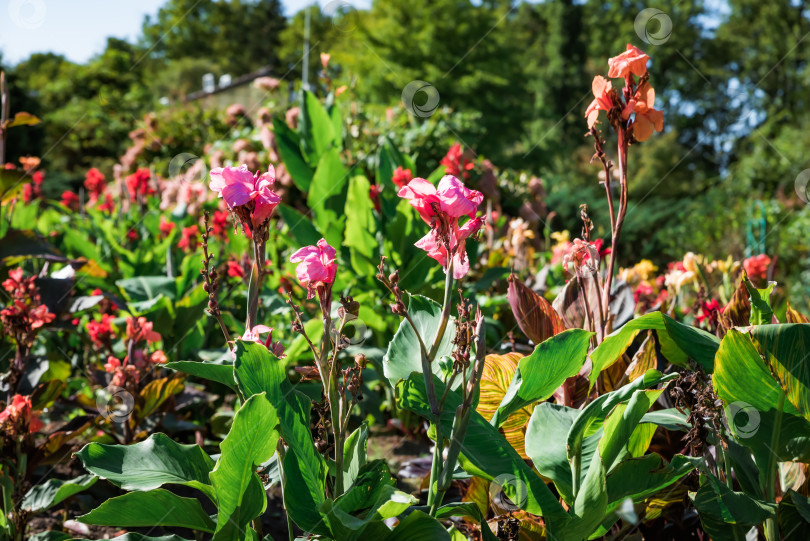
(159, 216), (175, 237)
(392, 166), (413, 189)
(440, 143), (475, 180)
(60, 190), (80, 210)
(178, 225), (199, 252)
(84, 168), (106, 202)
(743, 254), (771, 282)
(126, 168), (155, 200)
(227, 260), (246, 279)
(0, 394), (43, 434)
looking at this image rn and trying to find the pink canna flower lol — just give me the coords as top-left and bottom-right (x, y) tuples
(608, 44), (650, 79)
(241, 324), (285, 357)
(415, 217), (484, 279)
(289, 238), (338, 299)
(208, 164), (281, 231)
(398, 175), (483, 224)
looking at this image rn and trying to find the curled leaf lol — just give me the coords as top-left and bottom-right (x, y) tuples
(507, 274), (566, 344)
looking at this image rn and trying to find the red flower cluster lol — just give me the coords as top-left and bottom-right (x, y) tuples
(392, 166), (413, 189)
(440, 143), (475, 180)
(743, 254), (771, 282)
(0, 394), (43, 435)
(211, 210), (230, 240)
(87, 314), (116, 347)
(159, 216), (175, 237)
(227, 260), (246, 279)
(1, 268), (55, 348)
(60, 190), (79, 210)
(126, 168), (155, 200)
(696, 299), (722, 327)
(84, 168), (106, 203)
(178, 225), (199, 252)
(97, 193), (115, 214)
(21, 171), (45, 203)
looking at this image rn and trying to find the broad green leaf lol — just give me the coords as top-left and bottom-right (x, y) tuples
(749, 324), (810, 422)
(277, 203), (322, 247)
(744, 276), (775, 325)
(433, 503), (499, 541)
(307, 147), (349, 247)
(605, 454), (700, 508)
(396, 374), (570, 531)
(384, 510), (450, 541)
(569, 453), (607, 540)
(165, 359), (236, 390)
(343, 174), (378, 276)
(383, 294), (455, 387)
(78, 489), (215, 532)
(598, 389), (662, 471)
(712, 330), (810, 463)
(210, 393), (279, 539)
(273, 116), (314, 191)
(76, 433), (216, 501)
(302, 90), (338, 161)
(491, 329), (592, 426)
(693, 474), (776, 537)
(320, 461), (415, 540)
(525, 402), (599, 504)
(233, 341), (327, 533)
(567, 370), (677, 466)
(343, 422), (369, 488)
(779, 490), (810, 541)
(590, 312), (720, 387)
(117, 276), (177, 302)
(22, 474), (97, 512)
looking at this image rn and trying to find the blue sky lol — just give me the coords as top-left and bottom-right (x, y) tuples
(0, 0), (370, 65)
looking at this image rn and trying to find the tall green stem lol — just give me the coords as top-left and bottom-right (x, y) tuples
(425, 262), (454, 512)
(764, 391), (785, 541)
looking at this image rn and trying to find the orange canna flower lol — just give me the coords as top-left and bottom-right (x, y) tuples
(627, 81), (663, 141)
(608, 44), (650, 79)
(585, 76), (616, 129)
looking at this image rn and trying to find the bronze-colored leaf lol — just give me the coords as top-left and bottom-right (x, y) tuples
(508, 275), (566, 344)
(462, 475), (490, 519)
(786, 301), (810, 324)
(552, 274), (601, 332)
(720, 278), (751, 329)
(476, 352), (533, 459)
(625, 331), (658, 383)
(136, 376), (184, 421)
